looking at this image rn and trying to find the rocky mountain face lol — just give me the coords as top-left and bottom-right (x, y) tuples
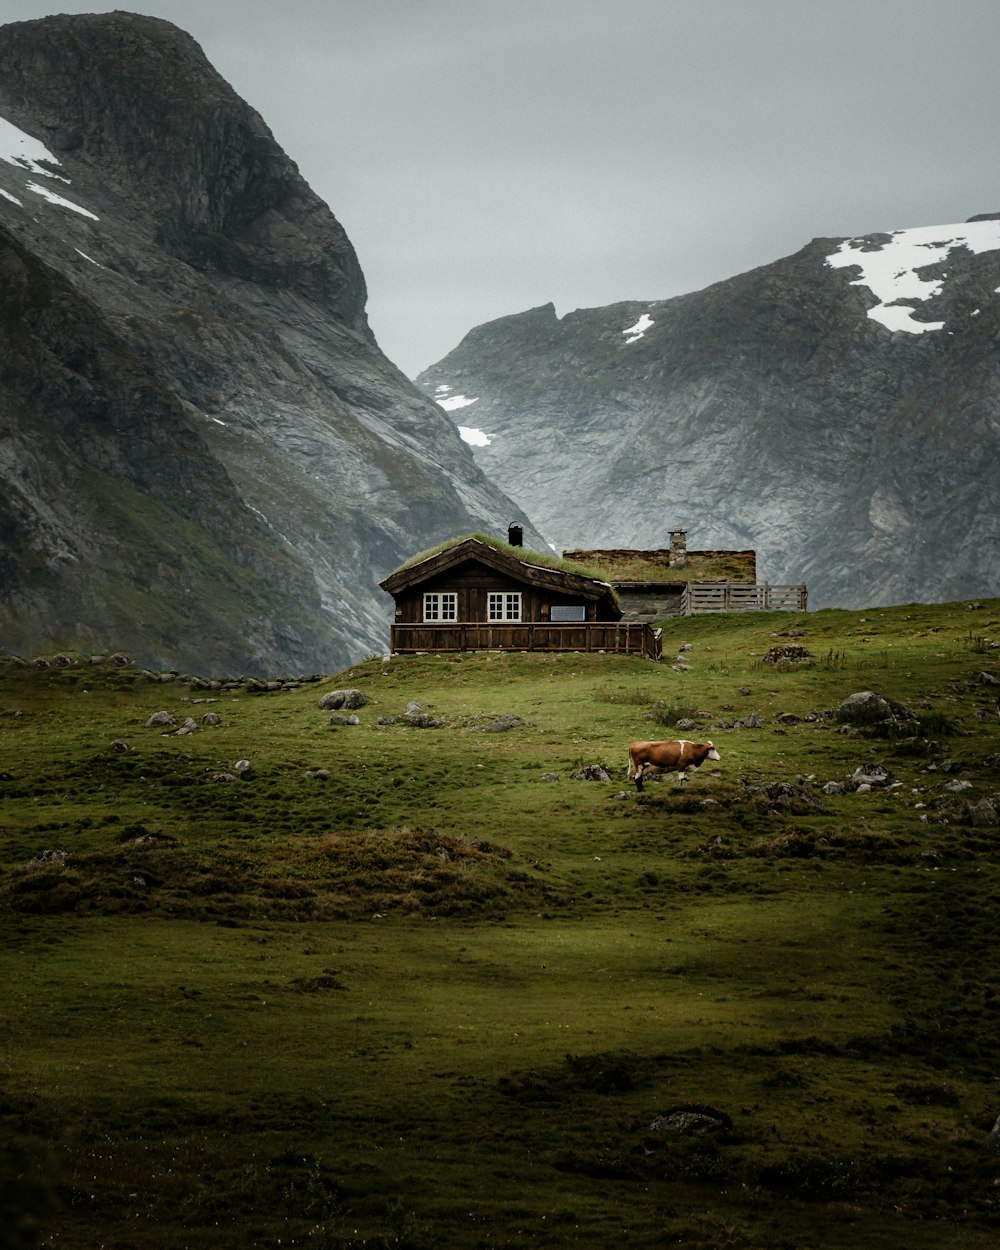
(418, 220), (1000, 609)
(0, 12), (541, 675)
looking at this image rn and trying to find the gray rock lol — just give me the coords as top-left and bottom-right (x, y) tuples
(570, 764), (611, 782)
(822, 781), (846, 795)
(30, 848), (68, 865)
(319, 689), (367, 711)
(988, 1114), (1000, 1155)
(305, 768), (330, 780)
(975, 671), (1000, 686)
(541, 772), (560, 782)
(969, 800), (998, 827)
(943, 779), (973, 793)
(405, 712), (444, 728)
(377, 716), (398, 725)
(201, 711), (222, 726)
(675, 717), (697, 730)
(850, 763), (894, 789)
(329, 713), (361, 725)
(145, 710), (176, 728)
(739, 713), (763, 729)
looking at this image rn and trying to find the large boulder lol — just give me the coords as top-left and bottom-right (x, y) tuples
(318, 689), (367, 711)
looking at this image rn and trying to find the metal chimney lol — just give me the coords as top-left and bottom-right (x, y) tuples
(507, 524), (523, 547)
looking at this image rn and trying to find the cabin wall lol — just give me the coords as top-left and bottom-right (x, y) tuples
(390, 567), (608, 625)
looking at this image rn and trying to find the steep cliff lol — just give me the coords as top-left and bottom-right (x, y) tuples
(0, 11), (540, 674)
(418, 222), (1000, 608)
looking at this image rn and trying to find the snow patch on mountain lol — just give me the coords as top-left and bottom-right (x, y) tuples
(0, 114), (70, 180)
(26, 179), (99, 219)
(623, 312), (654, 343)
(458, 426), (492, 447)
(826, 220), (1000, 334)
(437, 393), (478, 412)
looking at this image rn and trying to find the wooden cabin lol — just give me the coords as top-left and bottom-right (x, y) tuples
(379, 533), (662, 659)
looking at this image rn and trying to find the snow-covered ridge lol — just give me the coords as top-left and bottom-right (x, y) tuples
(0, 113), (99, 220)
(826, 220), (1000, 334)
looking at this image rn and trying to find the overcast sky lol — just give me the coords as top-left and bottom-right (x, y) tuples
(4, 1), (1000, 377)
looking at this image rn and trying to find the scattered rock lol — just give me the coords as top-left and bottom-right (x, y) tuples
(175, 717), (199, 735)
(329, 713), (361, 725)
(201, 711), (222, 726)
(109, 739), (131, 753)
(969, 800), (999, 827)
(145, 710), (176, 728)
(943, 779), (973, 793)
(988, 1114), (1000, 1155)
(405, 711), (444, 728)
(738, 713), (762, 729)
(776, 712), (800, 725)
(318, 688), (367, 710)
(571, 764), (611, 782)
(233, 759), (252, 775)
(541, 772), (559, 782)
(822, 781), (846, 795)
(675, 717), (697, 730)
(763, 644), (812, 665)
(837, 690), (916, 736)
(484, 714), (526, 732)
(648, 1105), (734, 1137)
(377, 716), (398, 725)
(30, 848), (68, 865)
(850, 763), (895, 789)
(975, 671), (999, 686)
(210, 772), (239, 782)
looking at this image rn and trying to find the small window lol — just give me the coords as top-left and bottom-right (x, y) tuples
(488, 591), (521, 622)
(423, 592), (457, 622)
(551, 604), (586, 622)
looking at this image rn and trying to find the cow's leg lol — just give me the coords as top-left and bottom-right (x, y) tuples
(633, 763), (645, 792)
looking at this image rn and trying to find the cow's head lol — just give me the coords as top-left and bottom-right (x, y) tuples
(706, 742), (721, 762)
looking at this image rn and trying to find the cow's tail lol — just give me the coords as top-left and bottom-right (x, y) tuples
(626, 747), (636, 780)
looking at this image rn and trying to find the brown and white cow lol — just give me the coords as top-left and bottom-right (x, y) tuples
(626, 739), (721, 791)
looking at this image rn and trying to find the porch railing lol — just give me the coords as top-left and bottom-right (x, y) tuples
(389, 621), (662, 661)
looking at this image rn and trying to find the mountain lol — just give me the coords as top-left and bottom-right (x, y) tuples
(417, 219), (1000, 609)
(0, 12), (542, 675)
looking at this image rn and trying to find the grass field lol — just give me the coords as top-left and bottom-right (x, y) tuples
(2, 599), (999, 1248)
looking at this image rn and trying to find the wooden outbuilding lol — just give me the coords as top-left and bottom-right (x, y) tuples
(379, 533), (661, 659)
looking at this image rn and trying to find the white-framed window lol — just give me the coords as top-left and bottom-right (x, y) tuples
(488, 591), (521, 622)
(423, 592), (458, 622)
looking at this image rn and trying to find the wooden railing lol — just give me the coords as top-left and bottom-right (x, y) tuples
(678, 581), (808, 614)
(389, 621), (662, 660)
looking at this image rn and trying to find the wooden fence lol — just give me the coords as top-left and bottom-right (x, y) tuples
(679, 581), (808, 614)
(389, 621), (662, 660)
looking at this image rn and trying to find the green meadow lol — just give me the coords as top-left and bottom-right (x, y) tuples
(2, 599), (999, 1248)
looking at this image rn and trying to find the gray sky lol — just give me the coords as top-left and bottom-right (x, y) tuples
(4, 1), (1000, 377)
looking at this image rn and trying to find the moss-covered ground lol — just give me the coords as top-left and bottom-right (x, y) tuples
(1, 598), (999, 1248)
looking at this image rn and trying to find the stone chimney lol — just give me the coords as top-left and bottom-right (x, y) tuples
(507, 524), (523, 547)
(669, 529), (687, 568)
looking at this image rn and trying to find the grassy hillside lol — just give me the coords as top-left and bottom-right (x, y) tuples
(1, 599), (999, 1249)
